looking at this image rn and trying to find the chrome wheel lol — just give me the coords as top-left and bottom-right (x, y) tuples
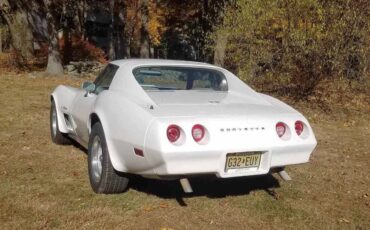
(51, 107), (57, 137)
(91, 136), (103, 183)
(50, 101), (70, 145)
(88, 122), (129, 193)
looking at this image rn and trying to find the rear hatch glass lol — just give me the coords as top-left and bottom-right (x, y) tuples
(133, 66), (228, 91)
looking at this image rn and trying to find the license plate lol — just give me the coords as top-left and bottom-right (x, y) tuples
(225, 152), (262, 171)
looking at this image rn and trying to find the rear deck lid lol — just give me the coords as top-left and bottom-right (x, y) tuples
(145, 91), (295, 117)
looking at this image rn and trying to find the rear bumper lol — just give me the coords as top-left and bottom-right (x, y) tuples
(144, 143), (316, 178)
(111, 114), (318, 178)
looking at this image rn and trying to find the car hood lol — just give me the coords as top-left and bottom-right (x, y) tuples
(145, 91), (298, 118)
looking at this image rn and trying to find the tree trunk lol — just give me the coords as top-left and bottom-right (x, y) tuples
(139, 0), (150, 58)
(108, 0), (116, 60)
(214, 31), (228, 67)
(44, 0), (64, 75)
(121, 0), (130, 58)
(76, 0), (87, 39)
(0, 28), (2, 53)
(63, 28), (71, 64)
(62, 1), (72, 64)
(0, 0), (34, 60)
(115, 0), (128, 59)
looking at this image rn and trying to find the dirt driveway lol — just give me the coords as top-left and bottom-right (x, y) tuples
(0, 73), (369, 229)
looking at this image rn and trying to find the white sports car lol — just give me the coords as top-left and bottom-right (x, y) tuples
(50, 59), (317, 194)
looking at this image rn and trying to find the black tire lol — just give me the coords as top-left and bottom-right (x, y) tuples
(50, 100), (71, 145)
(88, 122), (129, 194)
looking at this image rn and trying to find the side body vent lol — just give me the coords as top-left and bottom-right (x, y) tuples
(63, 113), (74, 130)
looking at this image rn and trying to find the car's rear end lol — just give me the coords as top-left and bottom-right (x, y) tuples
(125, 62), (317, 182)
(143, 103), (317, 179)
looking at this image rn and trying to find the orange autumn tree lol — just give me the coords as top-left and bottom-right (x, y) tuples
(122, 0), (165, 57)
(148, 0), (166, 47)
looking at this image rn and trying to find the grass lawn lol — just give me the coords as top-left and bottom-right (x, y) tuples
(0, 73), (369, 229)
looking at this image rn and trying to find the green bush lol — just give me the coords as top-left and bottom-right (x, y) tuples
(213, 0), (369, 98)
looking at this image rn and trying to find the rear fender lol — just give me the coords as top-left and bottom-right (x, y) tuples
(91, 91), (155, 173)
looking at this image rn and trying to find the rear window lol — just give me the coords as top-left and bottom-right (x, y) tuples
(132, 66), (228, 91)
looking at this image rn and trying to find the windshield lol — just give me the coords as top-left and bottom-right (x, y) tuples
(132, 66), (228, 91)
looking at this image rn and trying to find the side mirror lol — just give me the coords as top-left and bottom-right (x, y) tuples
(219, 79), (228, 91)
(82, 81), (96, 93)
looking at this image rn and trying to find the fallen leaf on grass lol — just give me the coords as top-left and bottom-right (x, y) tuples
(159, 203), (169, 209)
(143, 206), (154, 212)
(343, 120), (356, 127)
(338, 218), (350, 223)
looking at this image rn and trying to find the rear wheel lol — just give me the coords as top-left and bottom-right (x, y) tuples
(88, 122), (129, 194)
(50, 100), (71, 145)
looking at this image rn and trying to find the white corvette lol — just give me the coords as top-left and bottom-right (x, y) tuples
(50, 59), (317, 194)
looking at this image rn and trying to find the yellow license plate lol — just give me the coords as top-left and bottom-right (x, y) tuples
(225, 152), (262, 171)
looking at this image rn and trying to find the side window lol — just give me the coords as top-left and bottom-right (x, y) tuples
(94, 64), (119, 94)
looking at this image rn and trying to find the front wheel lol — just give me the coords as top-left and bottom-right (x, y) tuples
(50, 100), (71, 145)
(88, 122), (129, 194)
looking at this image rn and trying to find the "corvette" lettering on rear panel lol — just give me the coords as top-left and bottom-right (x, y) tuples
(220, 127), (265, 132)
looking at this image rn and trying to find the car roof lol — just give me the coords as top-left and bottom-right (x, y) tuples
(110, 59), (219, 69)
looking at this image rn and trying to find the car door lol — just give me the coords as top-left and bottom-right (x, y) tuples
(71, 64), (119, 144)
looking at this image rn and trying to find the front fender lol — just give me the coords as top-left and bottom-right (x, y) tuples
(51, 85), (80, 133)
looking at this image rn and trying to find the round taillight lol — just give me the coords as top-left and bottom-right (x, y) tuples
(295, 121), (304, 136)
(276, 122), (286, 138)
(167, 125), (181, 143)
(192, 124), (205, 142)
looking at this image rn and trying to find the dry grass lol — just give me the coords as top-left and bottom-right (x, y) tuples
(0, 72), (369, 229)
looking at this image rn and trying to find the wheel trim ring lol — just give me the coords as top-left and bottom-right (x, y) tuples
(91, 136), (103, 183)
(51, 107), (57, 137)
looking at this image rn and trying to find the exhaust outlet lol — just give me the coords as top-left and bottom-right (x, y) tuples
(278, 170), (292, 181)
(179, 178), (193, 193)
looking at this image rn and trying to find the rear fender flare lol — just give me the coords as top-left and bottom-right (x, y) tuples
(88, 110), (129, 173)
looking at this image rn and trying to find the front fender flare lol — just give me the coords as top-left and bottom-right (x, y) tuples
(51, 89), (69, 133)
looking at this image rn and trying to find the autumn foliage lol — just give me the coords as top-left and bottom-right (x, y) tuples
(0, 0), (368, 100)
(215, 0), (369, 99)
(60, 37), (107, 64)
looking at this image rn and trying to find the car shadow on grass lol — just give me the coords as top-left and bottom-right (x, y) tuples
(69, 141), (281, 206)
(129, 174), (280, 206)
